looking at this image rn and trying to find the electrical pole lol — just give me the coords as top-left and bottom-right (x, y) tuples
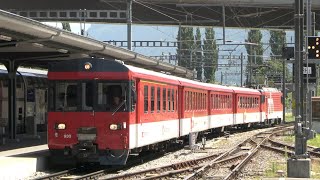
(287, 0), (311, 177)
(241, 53), (243, 86)
(127, 0), (132, 50)
(283, 57), (286, 123)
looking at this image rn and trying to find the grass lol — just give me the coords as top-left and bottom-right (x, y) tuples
(283, 134), (320, 147)
(263, 160), (320, 179)
(312, 161), (320, 179)
(283, 135), (294, 144)
(265, 161), (286, 177)
(265, 162), (287, 177)
(308, 134), (320, 147)
(285, 113), (294, 122)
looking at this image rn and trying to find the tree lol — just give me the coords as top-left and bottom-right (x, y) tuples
(62, 22), (71, 32)
(177, 26), (194, 70)
(245, 29), (264, 87)
(203, 27), (218, 83)
(268, 30), (291, 81)
(194, 27), (202, 81)
(270, 30), (286, 58)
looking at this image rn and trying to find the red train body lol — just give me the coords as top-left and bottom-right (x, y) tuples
(47, 58), (283, 165)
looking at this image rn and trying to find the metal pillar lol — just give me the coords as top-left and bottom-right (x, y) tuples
(294, 0), (307, 156)
(288, 1), (311, 177)
(4, 60), (18, 140)
(312, 12), (315, 36)
(222, 5), (226, 45)
(283, 58), (286, 122)
(17, 71), (27, 134)
(240, 53), (243, 86)
(127, 0), (132, 50)
(220, 71), (223, 84)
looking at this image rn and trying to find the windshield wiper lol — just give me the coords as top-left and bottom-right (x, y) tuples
(112, 100), (126, 116)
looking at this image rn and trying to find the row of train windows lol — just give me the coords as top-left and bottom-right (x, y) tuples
(211, 94), (232, 109)
(238, 97), (260, 109)
(185, 91), (207, 111)
(144, 85), (177, 113)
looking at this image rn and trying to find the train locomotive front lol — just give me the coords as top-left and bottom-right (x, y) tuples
(47, 58), (136, 165)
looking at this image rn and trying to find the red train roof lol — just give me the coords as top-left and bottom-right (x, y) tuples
(127, 64), (258, 93)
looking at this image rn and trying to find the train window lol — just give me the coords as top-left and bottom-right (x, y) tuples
(144, 85), (148, 113)
(163, 88), (166, 112)
(222, 95), (225, 109)
(176, 90), (178, 111)
(172, 89), (175, 111)
(200, 93), (202, 110)
(205, 94), (207, 109)
(157, 87), (160, 112)
(188, 91), (191, 111)
(96, 83), (106, 110)
(199, 93), (201, 110)
(67, 85), (77, 108)
(227, 95), (229, 109)
(55, 82), (78, 111)
(185, 91), (188, 111)
(199, 93), (202, 110)
(194, 92), (196, 110)
(95, 83), (127, 112)
(168, 89), (171, 111)
(151, 87), (155, 113)
(202, 93), (204, 110)
(48, 82), (54, 111)
(187, 92), (189, 110)
(81, 82), (93, 111)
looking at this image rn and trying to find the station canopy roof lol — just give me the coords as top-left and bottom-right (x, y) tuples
(0, 0), (319, 28)
(0, 10), (195, 78)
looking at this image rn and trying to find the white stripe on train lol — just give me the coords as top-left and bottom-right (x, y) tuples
(129, 111), (283, 149)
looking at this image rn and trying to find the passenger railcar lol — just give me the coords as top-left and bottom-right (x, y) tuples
(0, 66), (47, 134)
(47, 58), (283, 165)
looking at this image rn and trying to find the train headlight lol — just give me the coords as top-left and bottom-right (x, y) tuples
(55, 123), (66, 130)
(110, 124), (120, 130)
(84, 62), (92, 70)
(109, 123), (122, 130)
(109, 122), (127, 130)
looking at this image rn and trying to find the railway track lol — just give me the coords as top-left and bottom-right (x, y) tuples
(35, 124), (297, 180)
(265, 137), (320, 158)
(34, 144), (184, 180)
(91, 125), (293, 180)
(184, 126), (293, 180)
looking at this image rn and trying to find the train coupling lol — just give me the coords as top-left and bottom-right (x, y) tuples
(74, 141), (98, 159)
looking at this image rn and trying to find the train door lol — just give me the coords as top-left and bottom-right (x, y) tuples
(233, 93), (238, 125)
(178, 85), (184, 137)
(134, 79), (140, 148)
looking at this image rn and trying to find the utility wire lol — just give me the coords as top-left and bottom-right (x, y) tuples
(134, 0), (180, 22)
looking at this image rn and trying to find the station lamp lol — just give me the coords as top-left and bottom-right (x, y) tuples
(307, 36), (320, 59)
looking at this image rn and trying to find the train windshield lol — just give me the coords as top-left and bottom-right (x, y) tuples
(49, 81), (130, 112)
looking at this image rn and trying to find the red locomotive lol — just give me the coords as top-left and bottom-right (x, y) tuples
(47, 58), (283, 165)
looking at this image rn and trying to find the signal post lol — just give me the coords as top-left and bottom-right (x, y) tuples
(287, 0), (316, 177)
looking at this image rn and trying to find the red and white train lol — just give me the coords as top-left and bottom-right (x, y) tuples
(47, 58), (283, 165)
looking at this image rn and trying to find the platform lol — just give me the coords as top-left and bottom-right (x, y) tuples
(0, 132), (49, 179)
(0, 132), (47, 152)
